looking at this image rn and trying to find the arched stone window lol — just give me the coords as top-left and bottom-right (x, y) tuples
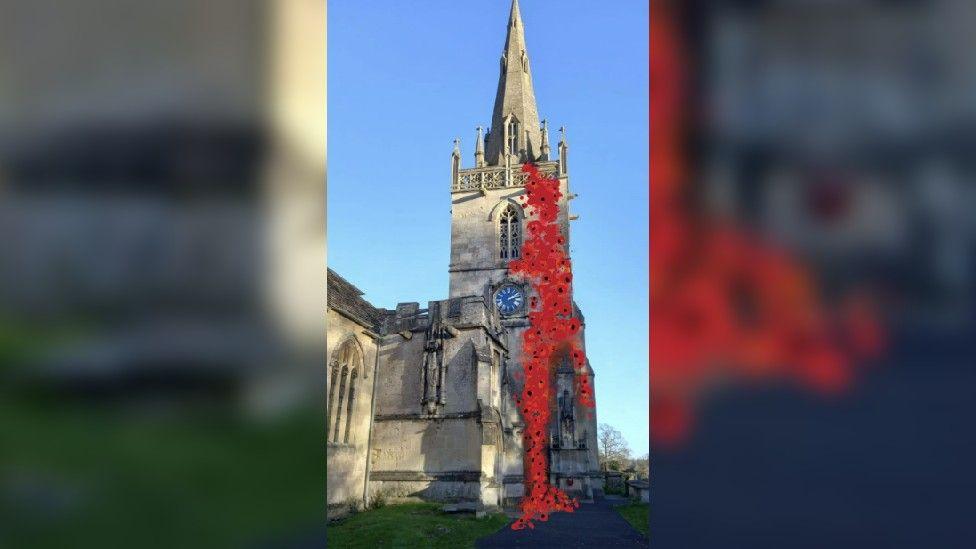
(343, 368), (359, 444)
(499, 204), (521, 260)
(328, 362), (340, 436)
(328, 338), (364, 444)
(332, 365), (349, 443)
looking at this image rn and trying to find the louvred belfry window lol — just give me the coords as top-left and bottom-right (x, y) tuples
(508, 120), (519, 156)
(500, 204), (521, 259)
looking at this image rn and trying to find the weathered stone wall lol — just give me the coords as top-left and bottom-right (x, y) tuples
(372, 332), (426, 416)
(372, 311), (487, 418)
(367, 297), (510, 507)
(326, 308), (378, 508)
(370, 418), (483, 473)
(368, 479), (483, 502)
(326, 444), (363, 506)
(448, 173), (570, 299)
(448, 186), (517, 298)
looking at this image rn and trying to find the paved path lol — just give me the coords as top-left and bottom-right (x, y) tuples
(476, 494), (648, 548)
(651, 328), (976, 548)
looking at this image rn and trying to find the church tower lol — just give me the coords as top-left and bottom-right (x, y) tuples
(364, 1), (600, 512)
(447, 0), (601, 502)
(449, 0), (569, 301)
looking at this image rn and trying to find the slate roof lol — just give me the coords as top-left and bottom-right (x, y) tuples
(327, 269), (383, 330)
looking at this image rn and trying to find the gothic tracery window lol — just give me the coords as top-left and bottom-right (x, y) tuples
(344, 368), (358, 443)
(328, 339), (364, 444)
(499, 204), (521, 260)
(328, 362), (340, 435)
(332, 366), (349, 442)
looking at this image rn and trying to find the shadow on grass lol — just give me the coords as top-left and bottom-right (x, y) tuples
(327, 503), (510, 548)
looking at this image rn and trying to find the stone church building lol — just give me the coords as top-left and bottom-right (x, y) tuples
(326, 0), (602, 512)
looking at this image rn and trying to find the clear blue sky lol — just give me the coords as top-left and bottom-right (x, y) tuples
(328, 1), (649, 456)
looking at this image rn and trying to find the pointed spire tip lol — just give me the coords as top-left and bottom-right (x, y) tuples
(487, 0), (540, 165)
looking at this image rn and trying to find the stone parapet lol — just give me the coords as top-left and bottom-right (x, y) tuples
(453, 161), (559, 193)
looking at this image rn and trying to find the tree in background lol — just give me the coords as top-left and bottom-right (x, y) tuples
(598, 423), (632, 471)
(630, 453), (649, 479)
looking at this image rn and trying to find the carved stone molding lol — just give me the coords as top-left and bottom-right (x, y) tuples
(370, 471), (484, 482)
(374, 411), (480, 422)
(453, 161), (559, 192)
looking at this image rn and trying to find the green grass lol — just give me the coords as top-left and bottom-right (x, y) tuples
(327, 502), (510, 548)
(0, 396), (325, 549)
(0, 316), (92, 369)
(614, 501), (649, 538)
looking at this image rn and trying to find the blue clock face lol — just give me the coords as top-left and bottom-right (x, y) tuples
(494, 285), (524, 315)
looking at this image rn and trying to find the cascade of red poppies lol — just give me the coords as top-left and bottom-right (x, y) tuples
(650, 0), (885, 448)
(508, 163), (593, 530)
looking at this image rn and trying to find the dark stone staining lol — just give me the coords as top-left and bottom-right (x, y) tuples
(369, 471), (484, 482)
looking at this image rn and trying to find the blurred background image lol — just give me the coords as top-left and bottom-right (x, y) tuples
(699, 0), (976, 319)
(0, 1), (325, 547)
(652, 0), (976, 547)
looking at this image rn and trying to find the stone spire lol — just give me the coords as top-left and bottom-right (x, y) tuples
(486, 0), (542, 166)
(540, 119), (550, 161)
(475, 126), (486, 167)
(558, 126), (568, 175)
(451, 137), (461, 187)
